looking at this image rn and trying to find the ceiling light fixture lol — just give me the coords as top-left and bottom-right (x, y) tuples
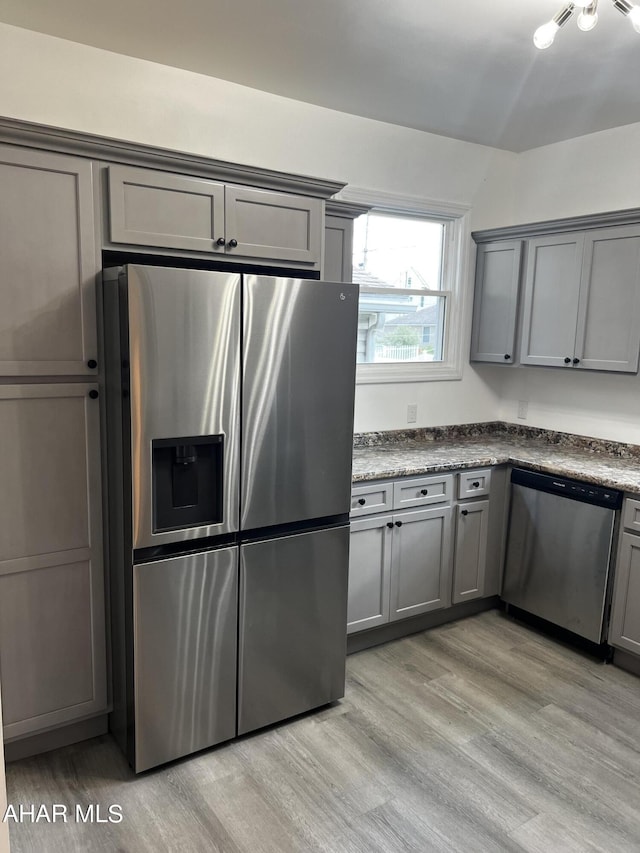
(534, 0), (640, 48)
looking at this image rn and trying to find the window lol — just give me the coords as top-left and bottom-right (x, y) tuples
(344, 190), (469, 383)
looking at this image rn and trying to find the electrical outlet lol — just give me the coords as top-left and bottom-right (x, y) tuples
(517, 400), (528, 419)
(407, 403), (418, 423)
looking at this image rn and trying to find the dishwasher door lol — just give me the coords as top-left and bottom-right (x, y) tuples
(503, 482), (616, 643)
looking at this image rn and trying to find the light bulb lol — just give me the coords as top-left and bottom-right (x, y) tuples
(628, 5), (640, 32)
(534, 20), (559, 49)
(577, 9), (598, 29)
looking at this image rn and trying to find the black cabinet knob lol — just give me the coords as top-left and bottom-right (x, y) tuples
(228, 238), (238, 249)
(89, 389), (99, 399)
(395, 520), (403, 527)
(420, 489), (429, 496)
(564, 357), (571, 364)
(387, 522), (394, 529)
(573, 357), (580, 365)
(472, 481), (480, 488)
(87, 359), (97, 369)
(461, 509), (469, 516)
(216, 236), (226, 246)
(504, 354), (511, 360)
(358, 498), (366, 506)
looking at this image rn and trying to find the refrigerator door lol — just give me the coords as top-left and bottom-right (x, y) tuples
(124, 266), (241, 549)
(238, 525), (349, 735)
(133, 547), (237, 772)
(241, 277), (358, 530)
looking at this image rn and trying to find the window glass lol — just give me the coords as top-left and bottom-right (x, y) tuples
(353, 213), (447, 365)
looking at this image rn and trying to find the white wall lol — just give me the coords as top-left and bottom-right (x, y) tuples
(0, 23), (521, 433)
(475, 120), (640, 444)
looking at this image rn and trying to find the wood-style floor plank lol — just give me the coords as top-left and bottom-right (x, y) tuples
(5, 610), (640, 852)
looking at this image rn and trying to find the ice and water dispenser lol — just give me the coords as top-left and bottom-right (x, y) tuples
(152, 435), (224, 532)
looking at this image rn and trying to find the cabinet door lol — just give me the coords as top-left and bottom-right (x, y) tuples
(390, 506), (452, 621)
(108, 165), (225, 253)
(470, 241), (521, 363)
(520, 233), (584, 367)
(225, 185), (321, 266)
(452, 501), (489, 604)
(0, 145), (98, 376)
(0, 384), (106, 739)
(348, 515), (392, 634)
(610, 532), (640, 656)
(324, 214), (353, 282)
(574, 226), (640, 373)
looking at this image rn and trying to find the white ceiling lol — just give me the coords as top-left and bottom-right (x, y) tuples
(2, 0), (640, 151)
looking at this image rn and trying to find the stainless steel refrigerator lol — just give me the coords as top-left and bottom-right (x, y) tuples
(102, 264), (358, 772)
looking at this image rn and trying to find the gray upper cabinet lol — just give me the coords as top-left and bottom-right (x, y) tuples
(0, 384), (107, 740)
(520, 233), (585, 368)
(470, 240), (522, 363)
(324, 214), (352, 282)
(519, 226), (640, 372)
(575, 226), (640, 373)
(225, 185), (321, 265)
(108, 165), (225, 253)
(323, 201), (370, 283)
(0, 145), (98, 377)
(610, 531), (640, 657)
(108, 165), (322, 268)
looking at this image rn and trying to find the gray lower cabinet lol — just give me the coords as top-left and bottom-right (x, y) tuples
(0, 384), (107, 740)
(347, 515), (392, 633)
(390, 506), (452, 620)
(348, 476), (454, 634)
(347, 507), (452, 632)
(470, 240), (522, 364)
(452, 500), (489, 604)
(348, 468), (506, 634)
(0, 144), (99, 377)
(107, 164), (322, 268)
(610, 530), (640, 656)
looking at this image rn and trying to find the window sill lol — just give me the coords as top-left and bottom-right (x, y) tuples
(356, 362), (463, 384)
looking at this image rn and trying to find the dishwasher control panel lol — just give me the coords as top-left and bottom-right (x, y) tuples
(511, 468), (622, 509)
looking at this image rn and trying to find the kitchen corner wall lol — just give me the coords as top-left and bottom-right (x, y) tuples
(7, 22), (634, 441)
(477, 121), (640, 445)
(0, 23), (519, 434)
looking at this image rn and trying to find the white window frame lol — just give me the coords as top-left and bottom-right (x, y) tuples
(339, 188), (470, 384)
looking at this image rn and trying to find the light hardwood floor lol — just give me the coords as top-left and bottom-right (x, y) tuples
(5, 610), (640, 852)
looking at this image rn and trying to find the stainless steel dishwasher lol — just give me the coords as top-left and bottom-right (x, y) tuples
(503, 468), (622, 643)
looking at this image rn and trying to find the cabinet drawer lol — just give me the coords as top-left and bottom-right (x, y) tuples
(623, 498), (640, 534)
(458, 469), (492, 500)
(393, 474), (452, 510)
(350, 482), (393, 517)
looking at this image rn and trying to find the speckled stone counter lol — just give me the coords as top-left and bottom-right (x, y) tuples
(352, 423), (640, 495)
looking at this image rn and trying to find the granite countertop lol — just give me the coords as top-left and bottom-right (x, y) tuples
(352, 424), (640, 495)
